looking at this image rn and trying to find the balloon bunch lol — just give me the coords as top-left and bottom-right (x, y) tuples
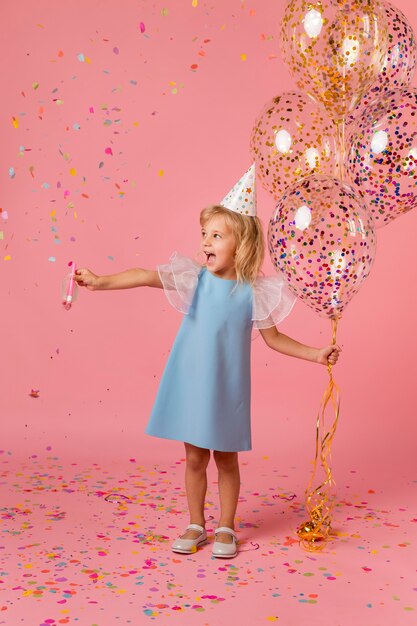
(250, 0), (416, 550)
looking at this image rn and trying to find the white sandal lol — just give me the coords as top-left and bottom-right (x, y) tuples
(212, 526), (238, 558)
(171, 523), (208, 554)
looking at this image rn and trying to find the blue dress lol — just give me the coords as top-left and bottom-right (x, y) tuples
(145, 253), (296, 452)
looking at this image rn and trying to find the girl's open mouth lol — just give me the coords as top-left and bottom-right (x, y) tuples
(205, 252), (216, 264)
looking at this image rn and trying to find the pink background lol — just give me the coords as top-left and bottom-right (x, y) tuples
(1, 0), (416, 475)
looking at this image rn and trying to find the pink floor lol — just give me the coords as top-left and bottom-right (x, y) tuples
(1, 448), (415, 626)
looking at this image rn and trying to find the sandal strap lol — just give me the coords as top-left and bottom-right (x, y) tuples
(186, 523), (205, 533)
(215, 526), (237, 539)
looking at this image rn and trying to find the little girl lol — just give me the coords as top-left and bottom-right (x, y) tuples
(75, 164), (340, 559)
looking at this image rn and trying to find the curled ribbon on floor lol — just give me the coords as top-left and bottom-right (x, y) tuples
(239, 541), (260, 552)
(297, 318), (341, 551)
(273, 493), (296, 502)
(104, 493), (131, 504)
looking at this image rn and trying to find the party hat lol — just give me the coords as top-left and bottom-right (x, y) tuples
(220, 163), (256, 216)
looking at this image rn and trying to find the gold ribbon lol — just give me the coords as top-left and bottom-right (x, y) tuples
(297, 317), (341, 551)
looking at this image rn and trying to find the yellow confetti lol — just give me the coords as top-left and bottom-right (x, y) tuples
(161, 7), (169, 16)
(69, 168), (77, 176)
(241, 53), (247, 61)
(4, 256), (11, 261)
(158, 170), (164, 177)
(50, 210), (56, 218)
(12, 116), (18, 128)
(0, 232), (3, 240)
(33, 82), (39, 90)
(192, 0), (198, 6)
(74, 211), (78, 219)
(133, 121), (140, 127)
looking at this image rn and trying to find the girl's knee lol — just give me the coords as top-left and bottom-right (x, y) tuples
(185, 443), (210, 471)
(213, 450), (239, 471)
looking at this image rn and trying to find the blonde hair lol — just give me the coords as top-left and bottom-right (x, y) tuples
(200, 205), (265, 284)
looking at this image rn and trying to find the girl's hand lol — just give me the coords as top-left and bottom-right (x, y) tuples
(75, 268), (100, 290)
(317, 345), (341, 367)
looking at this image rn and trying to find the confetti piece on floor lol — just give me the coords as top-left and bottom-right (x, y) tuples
(29, 389), (40, 398)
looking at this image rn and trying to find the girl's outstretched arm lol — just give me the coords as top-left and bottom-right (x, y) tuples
(259, 326), (341, 366)
(75, 267), (163, 291)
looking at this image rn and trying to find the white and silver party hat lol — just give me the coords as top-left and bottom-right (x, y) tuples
(220, 163), (256, 216)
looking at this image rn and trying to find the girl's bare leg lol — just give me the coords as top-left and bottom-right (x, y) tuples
(180, 443), (211, 539)
(213, 450), (240, 543)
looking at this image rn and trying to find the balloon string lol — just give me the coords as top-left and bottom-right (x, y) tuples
(336, 121), (346, 182)
(297, 318), (341, 551)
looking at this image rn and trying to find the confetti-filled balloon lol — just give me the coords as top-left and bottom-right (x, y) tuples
(268, 175), (376, 319)
(349, 1), (417, 122)
(347, 88), (417, 228)
(250, 91), (338, 200)
(280, 0), (389, 123)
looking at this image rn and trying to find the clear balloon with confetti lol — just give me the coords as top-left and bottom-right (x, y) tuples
(250, 91), (338, 200)
(268, 175), (377, 319)
(347, 88), (417, 228)
(348, 1), (417, 123)
(279, 0), (389, 124)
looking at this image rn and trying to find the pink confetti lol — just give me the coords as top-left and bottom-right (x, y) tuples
(105, 147), (113, 156)
(139, 22), (145, 33)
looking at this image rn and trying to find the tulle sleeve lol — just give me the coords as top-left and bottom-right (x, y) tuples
(252, 275), (297, 329)
(157, 252), (202, 314)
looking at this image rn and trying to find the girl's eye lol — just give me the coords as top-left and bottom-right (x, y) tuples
(214, 234), (221, 239)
